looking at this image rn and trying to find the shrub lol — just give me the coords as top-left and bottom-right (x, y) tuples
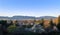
(7, 24), (17, 33)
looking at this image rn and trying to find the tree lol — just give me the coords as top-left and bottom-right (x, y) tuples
(58, 15), (60, 24)
(33, 19), (36, 24)
(9, 20), (13, 25)
(0, 20), (7, 25)
(49, 19), (55, 28)
(0, 20), (7, 35)
(39, 18), (44, 26)
(14, 20), (19, 26)
(57, 15), (60, 30)
(7, 24), (17, 33)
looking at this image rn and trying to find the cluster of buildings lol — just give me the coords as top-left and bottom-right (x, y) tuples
(6, 16), (59, 27)
(0, 16), (60, 34)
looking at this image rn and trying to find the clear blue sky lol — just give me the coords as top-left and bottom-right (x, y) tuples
(0, 0), (60, 17)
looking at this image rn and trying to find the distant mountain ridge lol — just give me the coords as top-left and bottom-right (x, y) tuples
(37, 16), (56, 20)
(0, 16), (56, 20)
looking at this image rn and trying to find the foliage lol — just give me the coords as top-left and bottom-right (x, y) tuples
(49, 19), (55, 28)
(58, 16), (60, 23)
(7, 24), (17, 33)
(0, 20), (7, 25)
(39, 18), (44, 26)
(57, 16), (60, 30)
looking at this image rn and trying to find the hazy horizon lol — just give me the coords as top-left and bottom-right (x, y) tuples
(0, 15), (58, 17)
(0, 0), (60, 17)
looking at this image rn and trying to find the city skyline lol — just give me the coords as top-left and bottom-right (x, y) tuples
(0, 0), (60, 17)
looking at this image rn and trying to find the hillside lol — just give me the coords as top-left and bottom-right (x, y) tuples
(0, 16), (56, 20)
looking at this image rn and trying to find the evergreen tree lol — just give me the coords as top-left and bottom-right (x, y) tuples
(39, 18), (44, 26)
(9, 20), (13, 25)
(49, 19), (55, 28)
(0, 20), (7, 25)
(33, 18), (36, 25)
(57, 15), (60, 30)
(15, 20), (19, 26)
(0, 20), (7, 35)
(58, 15), (60, 24)
(34, 19), (36, 23)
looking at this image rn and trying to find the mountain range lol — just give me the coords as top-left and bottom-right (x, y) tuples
(0, 16), (56, 20)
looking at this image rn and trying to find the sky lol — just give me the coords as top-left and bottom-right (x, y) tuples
(0, 0), (60, 17)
